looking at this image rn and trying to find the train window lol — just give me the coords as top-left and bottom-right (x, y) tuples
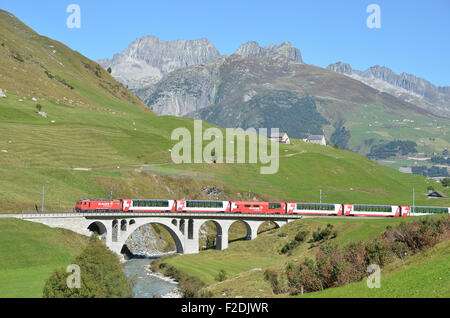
(296, 203), (334, 211)
(186, 201), (223, 208)
(413, 206), (448, 214)
(133, 200), (169, 207)
(253, 205), (260, 208)
(269, 203), (281, 209)
(353, 205), (391, 212)
(245, 205), (251, 208)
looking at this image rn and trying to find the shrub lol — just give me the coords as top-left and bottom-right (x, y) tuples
(309, 224), (337, 242)
(441, 178), (450, 188)
(215, 269), (227, 282)
(363, 238), (391, 267)
(42, 235), (133, 298)
(264, 269), (286, 294)
(295, 230), (309, 242)
(161, 264), (207, 298)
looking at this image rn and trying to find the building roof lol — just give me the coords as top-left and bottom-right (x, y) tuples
(427, 191), (448, 198)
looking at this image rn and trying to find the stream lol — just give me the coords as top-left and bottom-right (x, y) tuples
(122, 255), (181, 298)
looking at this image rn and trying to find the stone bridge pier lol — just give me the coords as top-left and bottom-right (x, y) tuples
(8, 213), (298, 256)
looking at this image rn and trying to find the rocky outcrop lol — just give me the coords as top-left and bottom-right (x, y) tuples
(235, 41), (303, 63)
(0, 88), (6, 98)
(139, 56), (226, 116)
(98, 36), (220, 89)
(327, 62), (450, 118)
(125, 224), (174, 256)
(326, 62), (353, 75)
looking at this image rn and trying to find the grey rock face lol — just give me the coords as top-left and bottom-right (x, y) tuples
(0, 88), (6, 98)
(327, 62), (450, 118)
(235, 41), (303, 63)
(98, 35), (220, 89)
(125, 224), (174, 255)
(327, 62), (353, 75)
(99, 37), (305, 115)
(140, 57), (226, 116)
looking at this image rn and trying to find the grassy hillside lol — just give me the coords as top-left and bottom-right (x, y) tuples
(152, 216), (449, 298)
(0, 218), (88, 297)
(0, 9), (449, 215)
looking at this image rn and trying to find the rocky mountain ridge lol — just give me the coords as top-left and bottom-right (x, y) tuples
(327, 62), (450, 118)
(98, 36), (220, 90)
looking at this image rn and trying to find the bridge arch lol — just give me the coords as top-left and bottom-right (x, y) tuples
(228, 220), (252, 242)
(87, 221), (107, 241)
(115, 219), (185, 255)
(196, 219), (224, 250)
(257, 220), (280, 234)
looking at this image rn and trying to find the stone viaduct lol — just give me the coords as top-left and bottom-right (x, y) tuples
(3, 212), (302, 255)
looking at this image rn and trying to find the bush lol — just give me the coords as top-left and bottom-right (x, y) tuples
(441, 178), (450, 188)
(364, 238), (391, 267)
(295, 230), (309, 242)
(42, 235), (133, 298)
(264, 269), (286, 294)
(215, 269), (227, 282)
(280, 230), (310, 254)
(160, 264), (207, 298)
(309, 224), (337, 242)
(383, 216), (448, 253)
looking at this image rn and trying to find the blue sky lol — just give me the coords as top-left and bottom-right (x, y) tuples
(1, 0), (449, 86)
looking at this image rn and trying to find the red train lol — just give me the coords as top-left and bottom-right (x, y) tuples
(75, 199), (450, 217)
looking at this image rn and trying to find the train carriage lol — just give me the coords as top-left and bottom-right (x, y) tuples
(176, 200), (230, 213)
(124, 199), (176, 212)
(289, 203), (342, 215)
(409, 206), (450, 216)
(346, 204), (403, 217)
(230, 201), (286, 214)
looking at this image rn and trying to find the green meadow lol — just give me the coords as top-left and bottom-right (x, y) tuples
(0, 218), (88, 297)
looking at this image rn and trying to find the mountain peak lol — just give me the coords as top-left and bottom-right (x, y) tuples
(327, 62), (353, 75)
(235, 41), (303, 63)
(98, 35), (220, 89)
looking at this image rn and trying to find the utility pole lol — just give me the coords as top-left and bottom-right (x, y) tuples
(41, 185), (45, 213)
(110, 186), (113, 200)
(320, 189), (322, 204)
(248, 190), (251, 201)
(412, 188), (415, 216)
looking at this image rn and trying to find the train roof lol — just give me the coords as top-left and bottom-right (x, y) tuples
(78, 198), (120, 202)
